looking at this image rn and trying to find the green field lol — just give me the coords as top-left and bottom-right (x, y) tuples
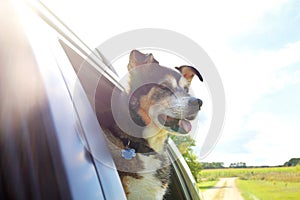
(199, 166), (300, 199)
(237, 179), (300, 200)
(197, 180), (217, 192)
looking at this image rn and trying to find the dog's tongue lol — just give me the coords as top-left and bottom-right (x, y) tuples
(179, 119), (192, 133)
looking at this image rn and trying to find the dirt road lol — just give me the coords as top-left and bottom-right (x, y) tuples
(202, 177), (244, 200)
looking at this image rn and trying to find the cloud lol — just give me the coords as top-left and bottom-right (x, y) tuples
(255, 70), (300, 116)
(231, 0), (300, 51)
(199, 41), (300, 165)
(243, 112), (300, 166)
(199, 25), (300, 165)
(41, 0), (288, 49)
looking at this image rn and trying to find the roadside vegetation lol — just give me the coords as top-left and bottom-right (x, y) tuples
(172, 136), (202, 182)
(200, 165), (300, 182)
(197, 180), (217, 192)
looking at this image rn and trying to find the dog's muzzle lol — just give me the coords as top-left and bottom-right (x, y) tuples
(158, 97), (202, 134)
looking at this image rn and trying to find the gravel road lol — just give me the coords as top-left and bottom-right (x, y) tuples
(202, 177), (244, 200)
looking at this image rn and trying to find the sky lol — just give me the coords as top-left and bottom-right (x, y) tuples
(40, 0), (300, 167)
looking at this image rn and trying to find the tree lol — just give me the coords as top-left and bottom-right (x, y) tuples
(172, 136), (202, 182)
(229, 162), (246, 168)
(172, 135), (196, 154)
(202, 162), (224, 169)
(284, 158), (300, 167)
(182, 150), (202, 182)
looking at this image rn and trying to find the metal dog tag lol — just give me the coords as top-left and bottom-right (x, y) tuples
(122, 148), (136, 160)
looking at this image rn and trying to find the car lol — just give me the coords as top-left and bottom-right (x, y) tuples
(0, 0), (203, 199)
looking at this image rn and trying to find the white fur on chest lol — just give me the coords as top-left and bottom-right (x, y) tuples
(124, 173), (167, 200)
(123, 147), (169, 200)
(139, 154), (162, 172)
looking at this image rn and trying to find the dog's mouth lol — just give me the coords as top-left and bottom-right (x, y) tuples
(158, 114), (192, 134)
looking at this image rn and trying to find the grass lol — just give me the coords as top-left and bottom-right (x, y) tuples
(197, 180), (217, 192)
(200, 166), (300, 182)
(198, 166), (300, 199)
(237, 179), (300, 200)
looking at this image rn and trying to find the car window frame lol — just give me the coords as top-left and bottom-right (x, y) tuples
(17, 1), (127, 199)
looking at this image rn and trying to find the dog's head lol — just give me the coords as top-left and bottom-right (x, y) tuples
(128, 50), (203, 135)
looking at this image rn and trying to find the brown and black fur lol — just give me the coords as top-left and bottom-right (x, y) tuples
(100, 50), (203, 199)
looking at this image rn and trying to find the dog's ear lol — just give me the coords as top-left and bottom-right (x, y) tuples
(127, 50), (159, 71)
(175, 65), (203, 84)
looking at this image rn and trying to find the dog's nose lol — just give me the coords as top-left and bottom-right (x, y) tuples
(188, 97), (202, 109)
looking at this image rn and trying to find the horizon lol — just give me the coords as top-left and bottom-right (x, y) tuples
(40, 0), (300, 167)
(200, 158), (300, 168)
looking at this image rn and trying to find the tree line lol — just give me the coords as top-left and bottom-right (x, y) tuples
(172, 135), (300, 182)
(284, 158), (300, 167)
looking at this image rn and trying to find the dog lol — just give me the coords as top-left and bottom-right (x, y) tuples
(101, 50), (203, 200)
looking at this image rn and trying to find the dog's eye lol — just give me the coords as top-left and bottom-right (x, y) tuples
(159, 84), (168, 90)
(158, 84), (173, 92)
